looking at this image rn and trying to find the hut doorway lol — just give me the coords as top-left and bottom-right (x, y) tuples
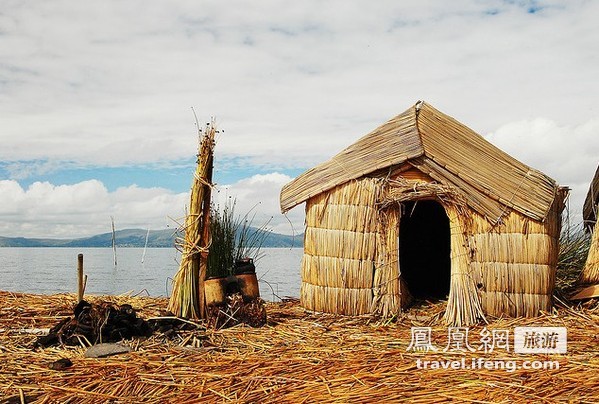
(399, 200), (451, 300)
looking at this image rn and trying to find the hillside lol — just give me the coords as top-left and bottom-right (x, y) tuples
(0, 228), (303, 248)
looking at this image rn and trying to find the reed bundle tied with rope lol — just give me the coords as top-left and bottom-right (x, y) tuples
(580, 165), (599, 284)
(168, 122), (217, 319)
(580, 223), (599, 284)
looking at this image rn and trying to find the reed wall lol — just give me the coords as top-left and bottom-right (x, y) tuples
(300, 172), (564, 322)
(468, 192), (564, 317)
(301, 178), (383, 315)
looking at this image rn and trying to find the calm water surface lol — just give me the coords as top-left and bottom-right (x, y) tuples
(0, 247), (303, 301)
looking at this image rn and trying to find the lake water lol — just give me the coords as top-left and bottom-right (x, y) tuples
(0, 247), (303, 302)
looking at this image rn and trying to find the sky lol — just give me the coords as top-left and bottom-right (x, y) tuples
(1, 0), (598, 239)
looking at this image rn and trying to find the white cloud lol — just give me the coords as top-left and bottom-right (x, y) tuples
(487, 117), (599, 223)
(213, 173), (304, 236)
(1, 0), (598, 169)
(0, 174), (303, 239)
(0, 0), (597, 236)
(0, 180), (188, 238)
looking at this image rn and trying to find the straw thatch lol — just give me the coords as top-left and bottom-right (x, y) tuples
(470, 188), (566, 318)
(281, 101), (566, 326)
(301, 178), (382, 316)
(281, 101), (558, 224)
(580, 165), (599, 284)
(3, 291), (599, 402)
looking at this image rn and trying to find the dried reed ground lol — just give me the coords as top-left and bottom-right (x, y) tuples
(1, 291), (598, 403)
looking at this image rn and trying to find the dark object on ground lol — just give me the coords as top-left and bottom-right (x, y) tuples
(206, 293), (267, 329)
(35, 300), (153, 348)
(48, 358), (73, 370)
(233, 258), (256, 275)
(74, 300), (91, 318)
(147, 315), (204, 338)
(84, 342), (131, 358)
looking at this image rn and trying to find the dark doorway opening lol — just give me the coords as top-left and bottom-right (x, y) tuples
(399, 200), (451, 300)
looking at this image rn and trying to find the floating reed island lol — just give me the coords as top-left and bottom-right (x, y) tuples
(3, 105), (595, 402)
(1, 291), (599, 403)
(281, 101), (568, 326)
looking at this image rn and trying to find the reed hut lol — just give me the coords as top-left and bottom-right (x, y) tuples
(579, 165), (599, 285)
(280, 101), (567, 326)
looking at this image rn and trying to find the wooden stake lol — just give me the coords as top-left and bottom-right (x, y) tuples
(141, 228), (150, 264)
(111, 216), (117, 269)
(77, 254), (84, 302)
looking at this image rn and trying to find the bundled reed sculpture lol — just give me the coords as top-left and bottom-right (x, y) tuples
(168, 122), (216, 319)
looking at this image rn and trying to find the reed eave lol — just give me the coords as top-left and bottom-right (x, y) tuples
(280, 101), (560, 224)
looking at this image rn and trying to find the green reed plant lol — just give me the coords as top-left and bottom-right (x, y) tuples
(207, 198), (271, 278)
(556, 222), (591, 293)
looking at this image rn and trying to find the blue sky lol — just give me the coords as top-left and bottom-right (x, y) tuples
(1, 0), (598, 238)
(0, 158), (304, 192)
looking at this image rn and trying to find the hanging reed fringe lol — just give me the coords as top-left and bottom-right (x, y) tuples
(168, 122), (216, 319)
(371, 205), (408, 317)
(442, 203), (486, 326)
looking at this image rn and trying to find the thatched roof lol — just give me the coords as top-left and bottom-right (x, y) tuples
(280, 101), (559, 223)
(583, 165), (599, 226)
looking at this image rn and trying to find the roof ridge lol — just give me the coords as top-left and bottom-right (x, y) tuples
(280, 101), (561, 222)
(414, 100), (425, 152)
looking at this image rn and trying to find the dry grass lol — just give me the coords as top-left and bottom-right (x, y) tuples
(443, 203), (486, 326)
(1, 291), (598, 403)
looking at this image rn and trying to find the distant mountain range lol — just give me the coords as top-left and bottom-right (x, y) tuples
(0, 228), (303, 248)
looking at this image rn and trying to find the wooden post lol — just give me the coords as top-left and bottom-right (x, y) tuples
(77, 254), (84, 302)
(111, 216), (117, 269)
